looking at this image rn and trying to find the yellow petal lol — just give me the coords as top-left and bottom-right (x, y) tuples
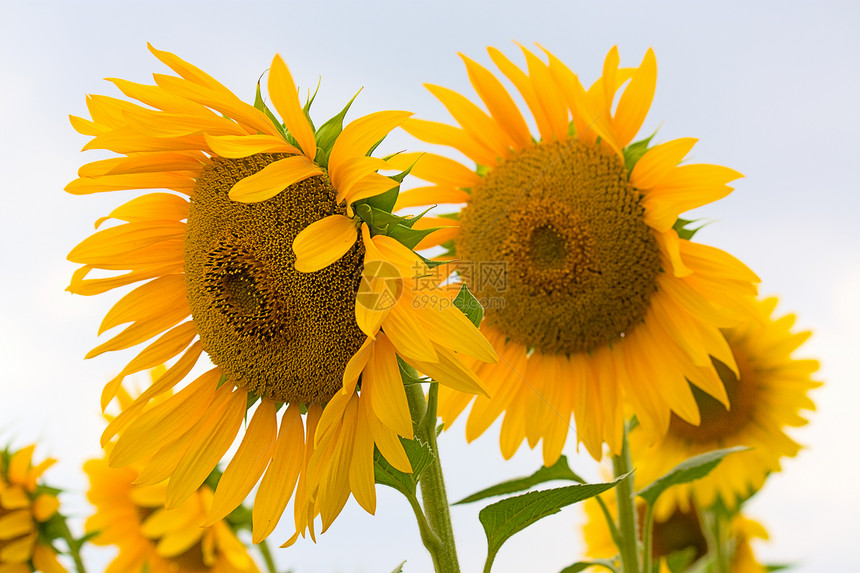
(349, 398), (377, 514)
(362, 333), (413, 438)
(65, 172), (195, 195)
(293, 215), (358, 273)
(387, 151), (480, 188)
(402, 118), (497, 166)
(8, 446), (34, 486)
(228, 155), (323, 203)
(518, 44), (569, 141)
(252, 404), (305, 543)
(613, 48), (658, 148)
(111, 369), (219, 467)
(408, 345), (488, 396)
(97, 321), (198, 409)
(268, 55), (317, 161)
(329, 110), (413, 188)
(166, 385), (247, 508)
(152, 74), (279, 138)
(205, 133), (301, 158)
(101, 341), (203, 446)
(32, 495), (60, 522)
(99, 274), (188, 334)
(425, 83), (509, 158)
(206, 399), (278, 525)
(94, 193), (189, 229)
(631, 137), (698, 189)
(487, 46), (554, 142)
(80, 151), (206, 178)
(381, 301), (438, 363)
(0, 510), (34, 539)
(541, 46), (621, 154)
(460, 53), (532, 149)
(0, 532), (35, 563)
(68, 221), (185, 265)
(395, 186), (470, 209)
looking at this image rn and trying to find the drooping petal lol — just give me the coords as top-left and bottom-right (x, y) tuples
(206, 399), (278, 525)
(228, 155), (323, 203)
(293, 215), (358, 273)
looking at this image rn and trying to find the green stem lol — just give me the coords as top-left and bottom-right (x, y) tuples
(56, 517), (87, 573)
(405, 490), (444, 572)
(258, 539), (278, 573)
(405, 382), (461, 573)
(596, 495), (623, 553)
(641, 503), (654, 573)
(611, 424), (640, 573)
(702, 507), (730, 573)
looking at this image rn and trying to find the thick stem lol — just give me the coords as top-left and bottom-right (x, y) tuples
(405, 382), (461, 573)
(612, 425), (640, 573)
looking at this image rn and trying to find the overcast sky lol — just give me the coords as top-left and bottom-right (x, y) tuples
(1, 2), (858, 572)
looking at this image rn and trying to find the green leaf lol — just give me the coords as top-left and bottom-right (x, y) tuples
(373, 437), (432, 496)
(479, 475), (628, 569)
(665, 547), (698, 573)
(672, 218), (711, 241)
(456, 455), (585, 505)
(254, 78), (284, 138)
(765, 565), (794, 572)
(637, 447), (748, 507)
(559, 559), (618, 573)
(390, 561), (407, 573)
(301, 77), (321, 129)
(215, 374), (230, 390)
(623, 130), (657, 172)
(452, 284), (484, 328)
(314, 92), (359, 169)
(387, 224), (440, 249)
(363, 184), (400, 213)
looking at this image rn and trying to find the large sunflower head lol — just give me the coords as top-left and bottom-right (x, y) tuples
(630, 296), (821, 518)
(0, 445), (67, 573)
(67, 45), (496, 545)
(582, 494), (768, 573)
(397, 44), (759, 461)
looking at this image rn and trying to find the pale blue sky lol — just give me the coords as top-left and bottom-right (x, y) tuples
(1, 2), (857, 572)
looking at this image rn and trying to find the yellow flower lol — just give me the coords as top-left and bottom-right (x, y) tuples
(396, 44), (759, 461)
(85, 451), (259, 573)
(582, 495), (768, 572)
(67, 45), (496, 546)
(630, 296), (821, 517)
(0, 445), (67, 573)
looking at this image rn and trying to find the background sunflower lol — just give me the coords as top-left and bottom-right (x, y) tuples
(0, 2), (856, 572)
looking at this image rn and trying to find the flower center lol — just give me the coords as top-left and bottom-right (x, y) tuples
(458, 139), (661, 355)
(646, 506), (708, 562)
(185, 154), (366, 404)
(668, 339), (759, 442)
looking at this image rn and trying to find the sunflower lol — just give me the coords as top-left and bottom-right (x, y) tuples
(395, 44), (759, 462)
(0, 445), (67, 573)
(581, 494), (768, 573)
(630, 296), (820, 518)
(85, 451), (260, 573)
(67, 45), (496, 545)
